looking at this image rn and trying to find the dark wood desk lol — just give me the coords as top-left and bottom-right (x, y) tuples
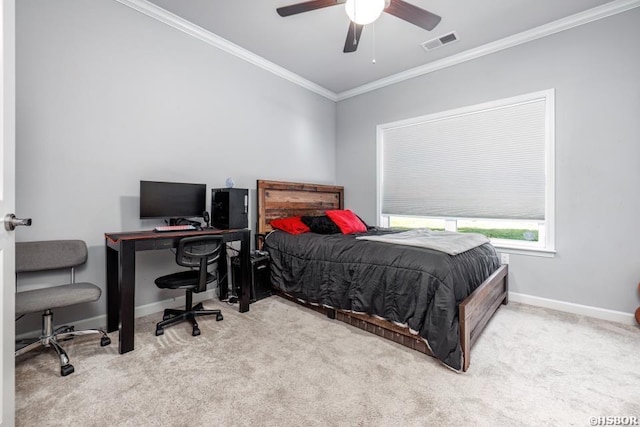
(105, 228), (250, 354)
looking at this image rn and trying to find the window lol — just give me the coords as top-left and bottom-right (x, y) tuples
(377, 90), (555, 255)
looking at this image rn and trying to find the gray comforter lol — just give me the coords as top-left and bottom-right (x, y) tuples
(264, 228), (500, 371)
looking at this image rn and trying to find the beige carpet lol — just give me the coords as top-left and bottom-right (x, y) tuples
(15, 296), (640, 426)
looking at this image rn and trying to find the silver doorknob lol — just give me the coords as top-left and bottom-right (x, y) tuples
(4, 214), (32, 231)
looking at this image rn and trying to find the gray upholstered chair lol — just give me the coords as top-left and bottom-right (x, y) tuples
(15, 240), (111, 376)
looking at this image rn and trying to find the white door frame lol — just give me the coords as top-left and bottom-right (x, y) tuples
(1, 0), (16, 425)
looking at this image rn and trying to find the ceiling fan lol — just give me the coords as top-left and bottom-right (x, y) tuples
(276, 0), (442, 53)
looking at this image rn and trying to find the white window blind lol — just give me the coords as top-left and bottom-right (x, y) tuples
(381, 95), (549, 220)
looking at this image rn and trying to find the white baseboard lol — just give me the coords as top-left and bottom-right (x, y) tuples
(16, 290), (219, 340)
(509, 292), (636, 325)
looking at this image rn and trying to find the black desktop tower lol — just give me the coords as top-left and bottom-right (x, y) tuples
(231, 253), (272, 303)
(211, 188), (248, 229)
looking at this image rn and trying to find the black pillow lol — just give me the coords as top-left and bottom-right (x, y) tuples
(355, 214), (371, 230)
(301, 215), (341, 234)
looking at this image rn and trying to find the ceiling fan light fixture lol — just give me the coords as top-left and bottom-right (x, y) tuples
(345, 0), (386, 25)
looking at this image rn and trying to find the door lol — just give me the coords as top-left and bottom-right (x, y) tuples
(0, 1), (15, 425)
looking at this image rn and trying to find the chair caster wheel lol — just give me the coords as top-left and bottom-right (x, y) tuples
(216, 314), (223, 321)
(192, 328), (201, 337)
(61, 364), (74, 376)
(100, 336), (111, 347)
(155, 328), (164, 336)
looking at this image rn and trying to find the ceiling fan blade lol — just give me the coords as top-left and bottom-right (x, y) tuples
(343, 22), (364, 53)
(277, 0), (343, 17)
(385, 0), (441, 31)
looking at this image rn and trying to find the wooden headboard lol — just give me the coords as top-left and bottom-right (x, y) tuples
(256, 180), (344, 234)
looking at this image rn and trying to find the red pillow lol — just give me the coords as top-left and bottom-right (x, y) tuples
(325, 209), (367, 234)
(270, 216), (310, 235)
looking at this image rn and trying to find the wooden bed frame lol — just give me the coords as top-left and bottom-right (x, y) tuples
(256, 179), (508, 371)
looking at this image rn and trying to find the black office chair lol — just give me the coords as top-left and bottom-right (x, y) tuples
(155, 235), (224, 337)
(15, 240), (111, 377)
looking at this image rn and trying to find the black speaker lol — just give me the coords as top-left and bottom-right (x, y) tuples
(211, 188), (248, 229)
(231, 253), (272, 303)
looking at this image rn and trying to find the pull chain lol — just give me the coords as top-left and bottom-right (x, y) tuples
(372, 21), (376, 64)
(353, 21), (357, 46)
(353, 0), (358, 46)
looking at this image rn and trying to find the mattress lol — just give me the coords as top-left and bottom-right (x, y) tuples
(264, 228), (500, 370)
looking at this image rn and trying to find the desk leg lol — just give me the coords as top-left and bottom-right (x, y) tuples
(218, 245), (228, 301)
(238, 231), (250, 313)
(106, 244), (119, 333)
(119, 241), (136, 354)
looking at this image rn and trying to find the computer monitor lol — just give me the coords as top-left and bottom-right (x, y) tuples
(139, 180), (206, 222)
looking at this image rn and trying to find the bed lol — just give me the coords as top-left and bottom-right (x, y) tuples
(256, 179), (508, 371)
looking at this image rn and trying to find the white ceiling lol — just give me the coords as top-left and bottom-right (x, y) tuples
(143, 0), (621, 94)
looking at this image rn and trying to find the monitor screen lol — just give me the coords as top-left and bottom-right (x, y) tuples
(139, 180), (206, 219)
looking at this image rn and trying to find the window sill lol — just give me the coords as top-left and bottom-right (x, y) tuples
(492, 243), (556, 258)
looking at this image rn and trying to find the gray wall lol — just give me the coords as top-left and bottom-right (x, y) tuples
(336, 9), (640, 314)
(15, 0), (336, 329)
(15, 0), (640, 330)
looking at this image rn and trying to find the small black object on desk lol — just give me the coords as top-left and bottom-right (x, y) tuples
(211, 188), (248, 229)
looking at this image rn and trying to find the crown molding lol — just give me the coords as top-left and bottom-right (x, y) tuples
(336, 0), (640, 101)
(114, 0), (338, 101)
(115, 0), (639, 103)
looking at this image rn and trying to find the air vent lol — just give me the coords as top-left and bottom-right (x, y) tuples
(421, 31), (459, 52)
